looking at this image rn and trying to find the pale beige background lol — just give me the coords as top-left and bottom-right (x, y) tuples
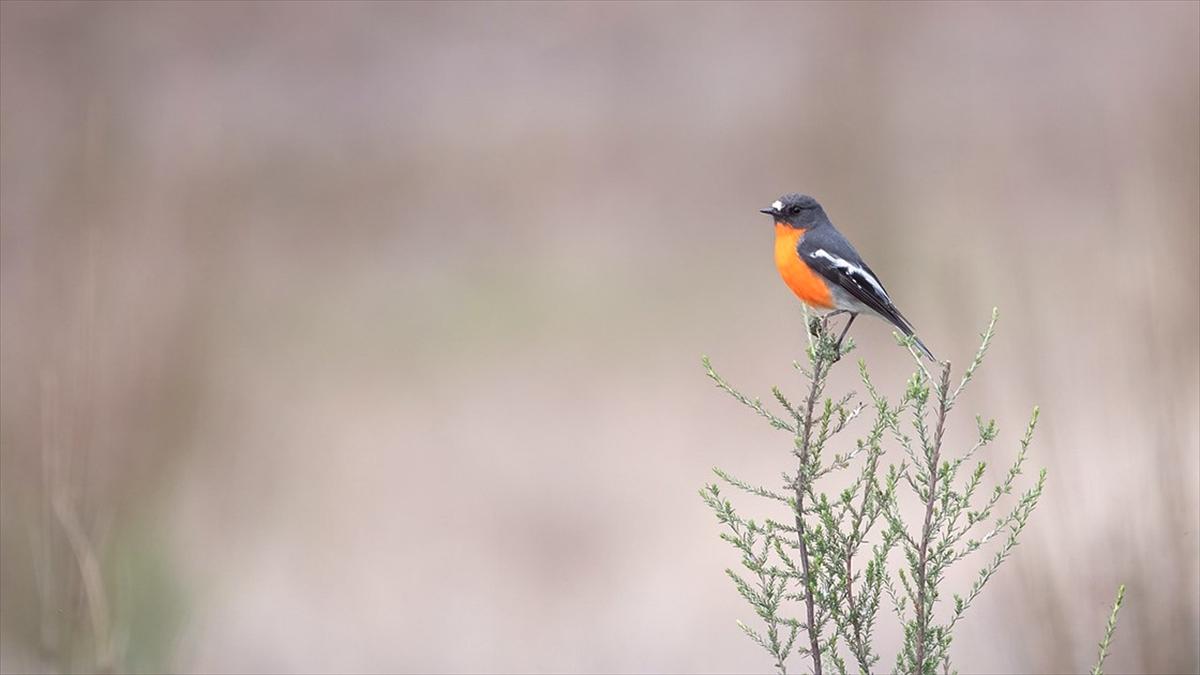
(1, 2), (1197, 673)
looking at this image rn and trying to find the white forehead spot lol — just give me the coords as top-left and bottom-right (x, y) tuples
(772, 200), (783, 211)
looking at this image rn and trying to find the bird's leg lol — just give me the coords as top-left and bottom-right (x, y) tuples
(832, 313), (857, 359)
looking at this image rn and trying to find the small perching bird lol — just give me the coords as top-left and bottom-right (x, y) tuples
(763, 193), (936, 361)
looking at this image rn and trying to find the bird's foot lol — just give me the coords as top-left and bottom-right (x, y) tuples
(808, 316), (824, 338)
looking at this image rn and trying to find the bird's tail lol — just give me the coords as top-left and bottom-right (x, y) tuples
(908, 332), (937, 363)
(889, 310), (937, 362)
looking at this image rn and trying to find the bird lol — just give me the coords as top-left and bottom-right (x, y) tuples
(761, 193), (936, 361)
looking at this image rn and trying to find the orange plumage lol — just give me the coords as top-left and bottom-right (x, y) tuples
(774, 223), (835, 309)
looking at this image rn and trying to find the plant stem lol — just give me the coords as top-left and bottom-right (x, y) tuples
(914, 363), (952, 674)
(794, 483), (821, 674)
(1090, 584), (1127, 675)
(845, 555), (862, 651)
(794, 322), (837, 675)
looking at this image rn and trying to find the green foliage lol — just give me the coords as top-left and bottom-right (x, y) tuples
(1090, 584), (1127, 675)
(701, 308), (1067, 674)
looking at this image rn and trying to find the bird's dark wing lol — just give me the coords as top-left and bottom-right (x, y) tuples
(798, 228), (936, 360)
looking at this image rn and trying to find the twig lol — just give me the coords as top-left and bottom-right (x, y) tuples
(914, 363), (952, 674)
(1090, 585), (1127, 675)
(704, 357), (797, 434)
(790, 314), (855, 674)
(793, 327), (835, 675)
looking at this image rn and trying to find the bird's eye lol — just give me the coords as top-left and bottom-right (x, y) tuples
(789, 205), (802, 215)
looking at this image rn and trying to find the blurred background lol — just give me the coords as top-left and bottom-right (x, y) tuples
(1, 2), (1197, 673)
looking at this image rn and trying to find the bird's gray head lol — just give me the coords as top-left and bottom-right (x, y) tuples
(760, 193), (826, 229)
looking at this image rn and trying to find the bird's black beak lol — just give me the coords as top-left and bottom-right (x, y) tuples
(760, 207), (779, 216)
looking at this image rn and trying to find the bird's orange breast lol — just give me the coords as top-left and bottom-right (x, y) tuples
(774, 223), (835, 309)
